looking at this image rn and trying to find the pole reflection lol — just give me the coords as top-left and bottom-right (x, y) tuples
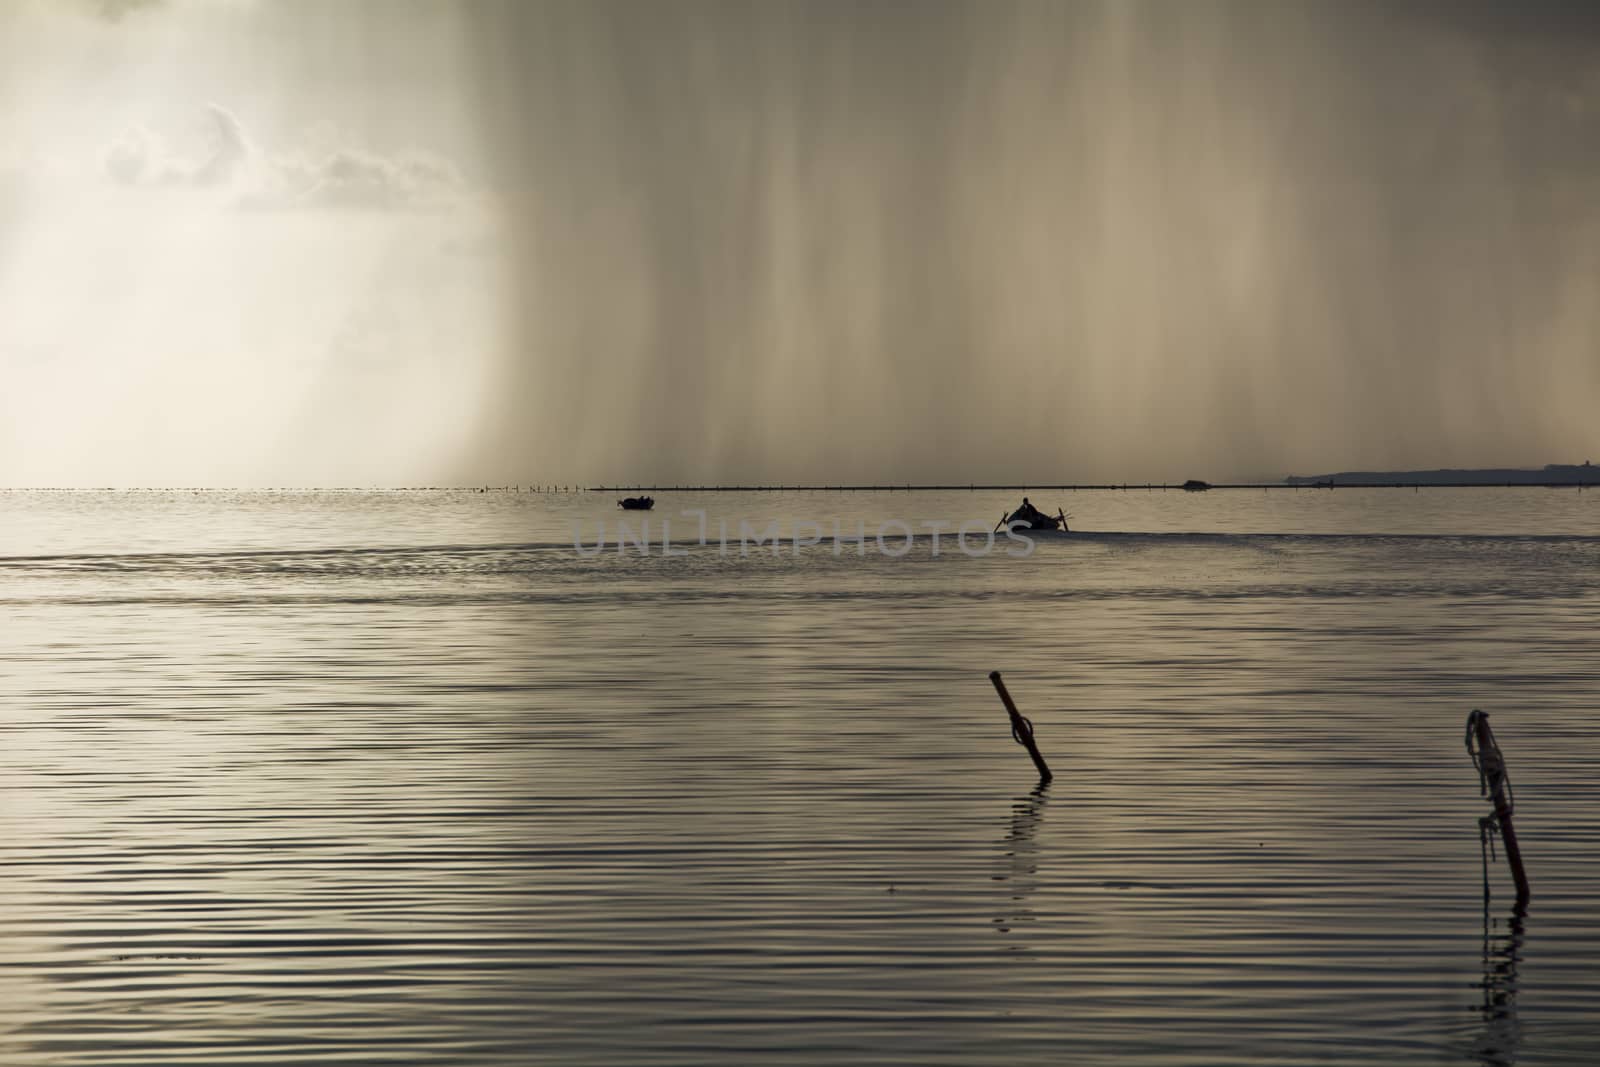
(992, 782), (1050, 943)
(1472, 901), (1526, 1067)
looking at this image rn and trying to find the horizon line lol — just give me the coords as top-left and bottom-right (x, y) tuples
(3, 481), (1596, 493)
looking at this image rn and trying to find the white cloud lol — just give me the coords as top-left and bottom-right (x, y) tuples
(101, 104), (464, 211)
(78, 0), (165, 21)
(102, 130), (150, 184)
(253, 145), (463, 211)
(72, 0), (257, 21)
(102, 104), (249, 188)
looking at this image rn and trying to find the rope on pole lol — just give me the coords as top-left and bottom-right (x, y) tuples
(1466, 709), (1531, 906)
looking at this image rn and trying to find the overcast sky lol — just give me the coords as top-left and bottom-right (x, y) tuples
(2, 0), (1597, 486)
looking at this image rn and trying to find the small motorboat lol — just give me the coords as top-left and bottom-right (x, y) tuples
(1181, 479), (1211, 492)
(618, 496), (655, 511)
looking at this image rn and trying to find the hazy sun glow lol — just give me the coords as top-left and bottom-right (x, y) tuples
(0, 0), (503, 487)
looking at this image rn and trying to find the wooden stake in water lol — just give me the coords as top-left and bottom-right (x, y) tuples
(990, 671), (1053, 784)
(1466, 710), (1531, 905)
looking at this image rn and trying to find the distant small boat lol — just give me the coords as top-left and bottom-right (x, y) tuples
(618, 496), (654, 511)
(1181, 480), (1211, 492)
(997, 505), (1070, 532)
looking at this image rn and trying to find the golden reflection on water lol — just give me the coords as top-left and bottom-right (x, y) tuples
(3, 490), (1600, 1064)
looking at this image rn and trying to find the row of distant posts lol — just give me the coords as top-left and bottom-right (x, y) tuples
(989, 673), (1529, 906)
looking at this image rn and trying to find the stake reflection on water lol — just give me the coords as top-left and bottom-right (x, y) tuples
(993, 783), (1051, 941)
(1473, 901), (1526, 1067)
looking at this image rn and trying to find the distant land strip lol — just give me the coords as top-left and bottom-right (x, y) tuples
(1283, 463), (1598, 487)
(594, 463), (1600, 493)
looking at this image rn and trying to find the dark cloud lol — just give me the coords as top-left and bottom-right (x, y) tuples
(1395, 0), (1600, 41)
(456, 0), (1600, 484)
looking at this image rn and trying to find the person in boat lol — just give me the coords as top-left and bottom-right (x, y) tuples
(1007, 497), (1049, 528)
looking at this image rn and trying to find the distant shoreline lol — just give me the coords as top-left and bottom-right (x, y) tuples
(1283, 462), (1599, 487)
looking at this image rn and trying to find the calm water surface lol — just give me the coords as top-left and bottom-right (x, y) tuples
(2, 488), (1598, 1065)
